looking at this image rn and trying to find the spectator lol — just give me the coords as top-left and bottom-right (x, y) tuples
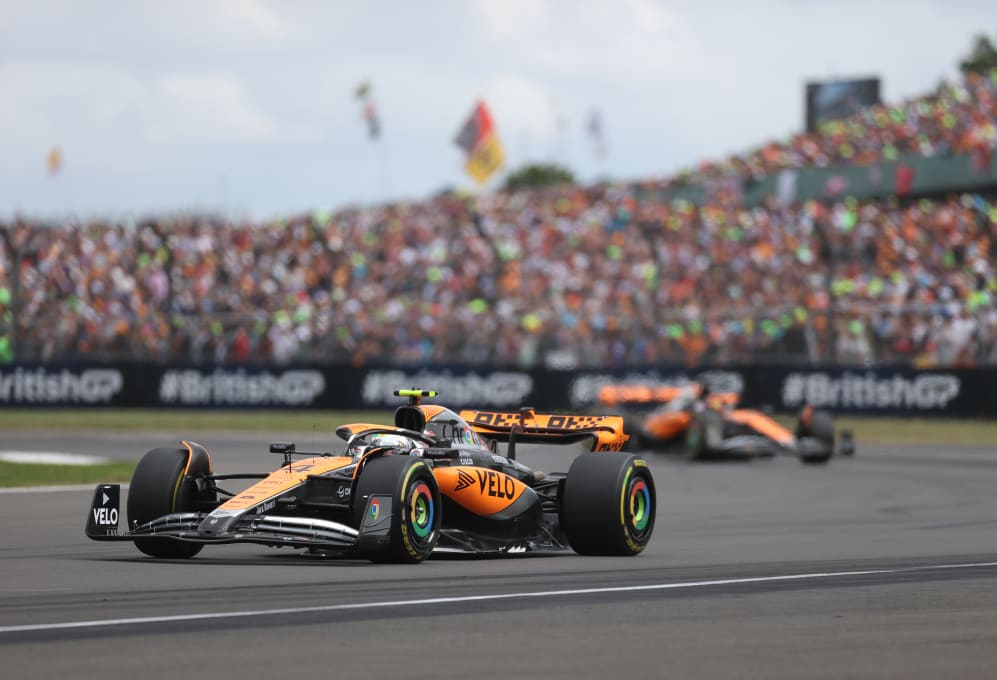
(2, 188), (995, 368)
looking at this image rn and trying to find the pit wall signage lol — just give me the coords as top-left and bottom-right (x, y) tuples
(0, 363), (992, 416)
(780, 371), (961, 411)
(157, 369), (326, 407)
(0, 367), (123, 405)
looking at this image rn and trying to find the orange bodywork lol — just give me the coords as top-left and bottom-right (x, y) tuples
(644, 411), (693, 439)
(725, 410), (795, 446)
(598, 384), (690, 406)
(418, 405), (449, 420)
(219, 456), (354, 511)
(598, 383), (738, 411)
(433, 466), (527, 517)
(335, 422), (396, 439)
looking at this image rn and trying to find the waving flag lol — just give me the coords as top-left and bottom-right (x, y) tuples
(354, 80), (380, 139)
(454, 100), (505, 184)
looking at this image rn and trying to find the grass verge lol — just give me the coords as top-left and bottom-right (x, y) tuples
(0, 410), (994, 446)
(835, 416), (997, 447)
(0, 460), (135, 488)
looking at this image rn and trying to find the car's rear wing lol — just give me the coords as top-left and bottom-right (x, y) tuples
(460, 409), (628, 453)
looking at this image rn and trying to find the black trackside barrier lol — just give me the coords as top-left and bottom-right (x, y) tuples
(0, 362), (993, 417)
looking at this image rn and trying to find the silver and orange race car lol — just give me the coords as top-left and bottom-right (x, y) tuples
(86, 389), (655, 563)
(598, 382), (854, 464)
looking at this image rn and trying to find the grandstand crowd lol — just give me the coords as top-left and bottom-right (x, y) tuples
(675, 69), (997, 184)
(1, 72), (996, 369)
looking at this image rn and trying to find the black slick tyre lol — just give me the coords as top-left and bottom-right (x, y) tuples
(561, 452), (655, 556)
(353, 455), (441, 563)
(797, 409), (835, 465)
(127, 445), (213, 558)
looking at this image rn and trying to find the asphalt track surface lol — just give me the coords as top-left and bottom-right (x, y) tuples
(3, 430), (997, 679)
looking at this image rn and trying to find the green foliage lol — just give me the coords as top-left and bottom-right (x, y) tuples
(959, 32), (997, 75)
(0, 461), (135, 488)
(502, 163), (576, 192)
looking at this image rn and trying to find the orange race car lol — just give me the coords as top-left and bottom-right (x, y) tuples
(598, 382), (854, 465)
(86, 389), (655, 562)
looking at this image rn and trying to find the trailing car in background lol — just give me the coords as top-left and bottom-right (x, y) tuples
(598, 382), (854, 464)
(86, 389), (655, 563)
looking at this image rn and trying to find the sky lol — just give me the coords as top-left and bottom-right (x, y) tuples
(1, 0), (994, 221)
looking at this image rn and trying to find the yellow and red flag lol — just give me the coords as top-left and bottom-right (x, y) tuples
(454, 100), (505, 184)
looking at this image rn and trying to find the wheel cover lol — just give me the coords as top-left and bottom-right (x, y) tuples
(407, 480), (435, 543)
(622, 469), (653, 542)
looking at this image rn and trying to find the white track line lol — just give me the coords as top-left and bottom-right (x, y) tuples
(0, 452), (109, 465)
(3, 561), (997, 635)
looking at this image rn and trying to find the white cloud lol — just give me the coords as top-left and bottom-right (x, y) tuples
(146, 75), (277, 145)
(138, 0), (313, 50)
(474, 0), (716, 83)
(478, 0), (553, 40)
(0, 63), (283, 159)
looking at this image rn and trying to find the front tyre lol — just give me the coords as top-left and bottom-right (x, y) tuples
(353, 455), (441, 563)
(561, 453), (655, 556)
(127, 444), (214, 558)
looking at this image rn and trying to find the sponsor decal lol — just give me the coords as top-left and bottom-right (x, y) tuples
(158, 369), (325, 406)
(91, 506), (118, 526)
(336, 484), (351, 498)
(361, 370), (532, 407)
(0, 368), (123, 404)
(255, 499), (276, 515)
(455, 469), (476, 491)
(369, 498), (380, 522)
(781, 372), (961, 410)
(475, 469), (516, 499)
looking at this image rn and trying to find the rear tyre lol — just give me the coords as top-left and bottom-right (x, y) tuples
(561, 453), (655, 556)
(127, 445), (213, 558)
(797, 408), (835, 465)
(353, 455), (441, 563)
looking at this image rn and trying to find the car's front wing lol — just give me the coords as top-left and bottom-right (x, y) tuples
(86, 484), (360, 551)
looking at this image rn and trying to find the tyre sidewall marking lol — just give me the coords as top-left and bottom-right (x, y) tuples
(399, 462), (434, 559)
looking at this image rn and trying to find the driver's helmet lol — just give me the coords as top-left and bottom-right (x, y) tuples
(367, 433), (418, 451)
(348, 432), (421, 458)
